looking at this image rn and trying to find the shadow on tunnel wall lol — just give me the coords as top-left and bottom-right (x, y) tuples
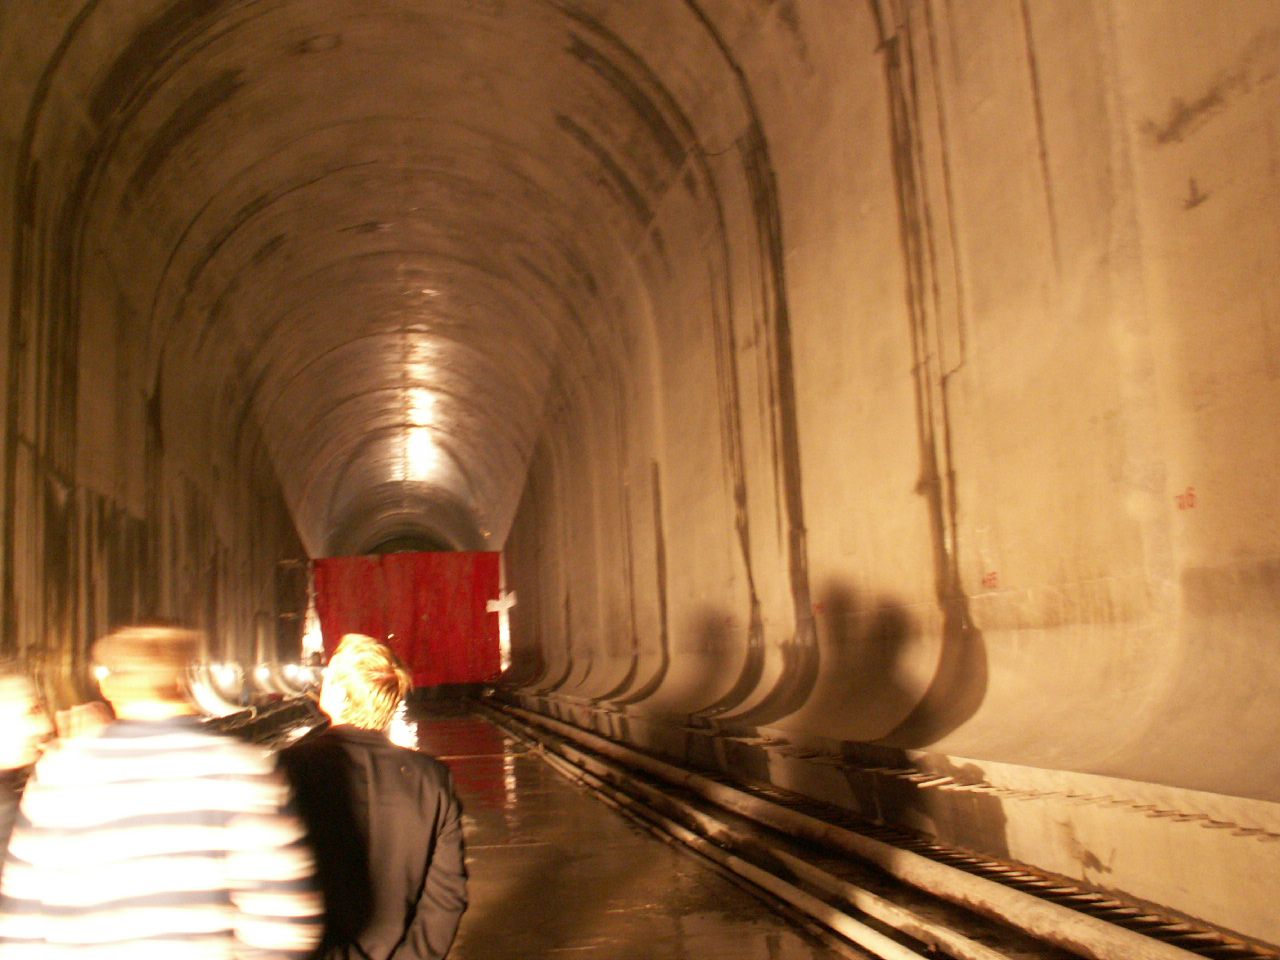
(873, 0), (990, 752)
(596, 459), (673, 708)
(500, 647), (545, 690)
(809, 579), (988, 749)
(700, 603), (820, 729)
(565, 648), (595, 696)
(689, 606), (764, 719)
(590, 625), (671, 706)
(874, 592), (988, 749)
(669, 576), (988, 748)
(509, 570), (988, 757)
(819, 582), (916, 731)
(590, 651), (639, 704)
(531, 592), (575, 696)
(532, 652), (574, 697)
(691, 581), (1005, 858)
(814, 582), (1006, 856)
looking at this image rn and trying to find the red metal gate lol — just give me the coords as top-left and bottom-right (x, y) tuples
(312, 551), (501, 687)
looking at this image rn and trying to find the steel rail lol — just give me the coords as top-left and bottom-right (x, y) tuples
(487, 702), (1009, 960)
(493, 700), (1206, 960)
(531, 729), (926, 960)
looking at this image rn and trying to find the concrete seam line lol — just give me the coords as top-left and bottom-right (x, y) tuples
(498, 702), (1207, 960)
(531, 730), (924, 960)
(500, 707), (1014, 960)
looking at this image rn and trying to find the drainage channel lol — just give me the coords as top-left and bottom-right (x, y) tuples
(477, 699), (1279, 960)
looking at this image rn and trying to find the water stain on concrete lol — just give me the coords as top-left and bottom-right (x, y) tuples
(1142, 28), (1280, 145)
(128, 69), (244, 197)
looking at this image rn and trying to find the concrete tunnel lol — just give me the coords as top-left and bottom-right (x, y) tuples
(1, 0), (1279, 951)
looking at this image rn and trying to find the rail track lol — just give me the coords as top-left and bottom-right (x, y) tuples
(477, 698), (1280, 960)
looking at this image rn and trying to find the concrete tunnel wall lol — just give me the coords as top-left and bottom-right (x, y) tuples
(0, 0), (1278, 945)
(506, 0), (1280, 799)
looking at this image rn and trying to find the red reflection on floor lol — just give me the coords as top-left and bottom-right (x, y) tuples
(412, 701), (852, 960)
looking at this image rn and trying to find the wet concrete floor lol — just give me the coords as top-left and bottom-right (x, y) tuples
(413, 701), (855, 960)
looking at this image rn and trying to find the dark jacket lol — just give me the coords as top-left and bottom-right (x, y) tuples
(281, 725), (468, 960)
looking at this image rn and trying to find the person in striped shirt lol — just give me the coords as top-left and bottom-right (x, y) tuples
(0, 625), (323, 959)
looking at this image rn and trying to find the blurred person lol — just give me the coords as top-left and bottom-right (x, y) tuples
(0, 673), (51, 772)
(0, 672), (52, 879)
(0, 624), (323, 959)
(53, 701), (113, 740)
(280, 634), (466, 960)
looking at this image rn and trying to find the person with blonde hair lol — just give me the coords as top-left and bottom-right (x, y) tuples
(317, 633), (411, 731)
(281, 634), (467, 960)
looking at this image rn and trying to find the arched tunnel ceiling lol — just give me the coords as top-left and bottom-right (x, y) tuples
(49, 0), (745, 555)
(13, 3), (1280, 944)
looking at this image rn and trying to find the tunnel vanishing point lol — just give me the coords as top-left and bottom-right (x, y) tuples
(1, 0), (1278, 950)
